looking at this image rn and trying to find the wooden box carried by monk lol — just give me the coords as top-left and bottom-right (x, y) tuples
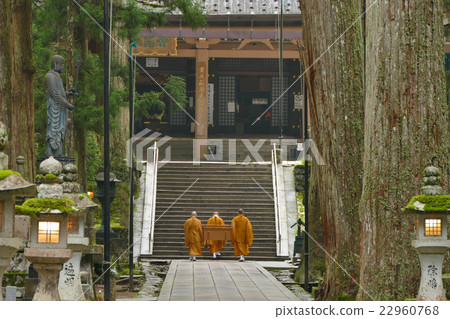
(202, 225), (231, 241)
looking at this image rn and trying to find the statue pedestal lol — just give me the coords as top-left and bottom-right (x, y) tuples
(24, 248), (72, 301)
(58, 238), (89, 301)
(414, 241), (450, 301)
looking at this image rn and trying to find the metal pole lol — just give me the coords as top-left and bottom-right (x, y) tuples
(103, 0), (111, 301)
(128, 41), (137, 292)
(303, 78), (309, 293)
(279, 0), (284, 147)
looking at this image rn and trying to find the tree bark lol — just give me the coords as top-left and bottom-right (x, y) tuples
(10, 0), (35, 180)
(73, 4), (88, 190)
(358, 0), (450, 300)
(299, 0), (365, 300)
(65, 0), (75, 158)
(0, 0), (12, 133)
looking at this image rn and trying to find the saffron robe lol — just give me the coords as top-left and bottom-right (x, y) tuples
(206, 216), (226, 254)
(231, 214), (253, 256)
(184, 216), (203, 256)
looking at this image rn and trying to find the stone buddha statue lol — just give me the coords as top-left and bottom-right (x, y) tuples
(45, 55), (75, 157)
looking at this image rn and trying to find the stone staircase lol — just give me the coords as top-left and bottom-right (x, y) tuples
(144, 162), (279, 260)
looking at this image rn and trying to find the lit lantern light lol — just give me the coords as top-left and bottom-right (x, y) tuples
(87, 191), (94, 199)
(67, 216), (79, 234)
(403, 166), (450, 301)
(424, 218), (442, 237)
(38, 221), (60, 244)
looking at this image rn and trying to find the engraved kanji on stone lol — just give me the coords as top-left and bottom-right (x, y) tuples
(64, 276), (74, 287)
(64, 263), (75, 276)
(427, 278), (437, 289)
(427, 264), (438, 277)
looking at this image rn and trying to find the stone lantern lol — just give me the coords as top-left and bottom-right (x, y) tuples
(95, 172), (121, 242)
(58, 163), (99, 301)
(0, 121), (37, 301)
(404, 166), (450, 301)
(16, 157), (77, 301)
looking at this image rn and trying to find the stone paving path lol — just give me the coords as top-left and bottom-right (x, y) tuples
(158, 260), (302, 301)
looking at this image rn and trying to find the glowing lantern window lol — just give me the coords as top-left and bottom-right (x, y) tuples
(424, 218), (442, 237)
(67, 216), (79, 234)
(38, 221), (60, 243)
(0, 201), (4, 232)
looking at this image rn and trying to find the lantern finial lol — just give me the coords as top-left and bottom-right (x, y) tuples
(421, 166), (442, 196)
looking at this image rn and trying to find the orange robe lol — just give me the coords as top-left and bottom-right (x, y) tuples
(231, 214), (253, 256)
(206, 216), (226, 254)
(184, 216), (203, 256)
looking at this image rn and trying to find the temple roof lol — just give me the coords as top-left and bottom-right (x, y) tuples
(140, 0), (301, 16)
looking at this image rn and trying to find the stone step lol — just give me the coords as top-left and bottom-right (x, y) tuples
(151, 249), (277, 255)
(154, 220), (275, 226)
(158, 164), (272, 169)
(155, 194), (273, 200)
(157, 175), (272, 180)
(156, 198), (274, 205)
(158, 173), (272, 184)
(158, 166), (272, 173)
(156, 187), (273, 193)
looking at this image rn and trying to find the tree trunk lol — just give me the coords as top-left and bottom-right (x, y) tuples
(0, 0), (12, 133)
(74, 124), (87, 191)
(73, 4), (88, 190)
(10, 0), (35, 180)
(358, 0), (450, 300)
(65, 0), (75, 158)
(300, 0), (365, 300)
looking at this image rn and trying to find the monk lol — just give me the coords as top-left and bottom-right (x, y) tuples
(206, 211), (226, 259)
(231, 208), (253, 262)
(184, 211), (203, 261)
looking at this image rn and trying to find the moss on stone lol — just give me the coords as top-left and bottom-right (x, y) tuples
(0, 169), (21, 180)
(35, 173), (60, 183)
(404, 195), (450, 212)
(15, 198), (77, 216)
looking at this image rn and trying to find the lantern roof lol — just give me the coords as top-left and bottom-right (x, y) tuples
(95, 172), (121, 183)
(0, 170), (37, 196)
(403, 166), (450, 214)
(15, 198), (79, 217)
(63, 193), (98, 213)
(404, 195), (450, 214)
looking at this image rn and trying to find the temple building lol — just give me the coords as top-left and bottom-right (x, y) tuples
(134, 0), (304, 139)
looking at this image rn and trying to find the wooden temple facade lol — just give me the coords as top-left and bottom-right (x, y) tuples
(133, 0), (305, 139)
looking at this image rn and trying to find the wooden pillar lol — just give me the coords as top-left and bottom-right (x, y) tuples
(194, 39), (209, 139)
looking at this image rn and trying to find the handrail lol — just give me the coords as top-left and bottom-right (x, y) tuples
(148, 142), (159, 254)
(271, 143), (282, 255)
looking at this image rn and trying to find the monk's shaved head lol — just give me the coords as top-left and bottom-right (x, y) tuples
(213, 211), (219, 216)
(191, 211), (197, 217)
(238, 208), (244, 214)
